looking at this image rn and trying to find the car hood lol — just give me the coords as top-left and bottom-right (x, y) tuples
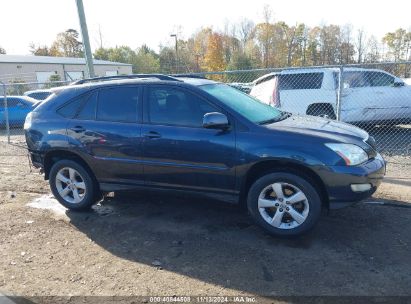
(266, 114), (369, 142)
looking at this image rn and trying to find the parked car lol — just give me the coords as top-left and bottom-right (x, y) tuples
(250, 68), (411, 125)
(24, 75), (385, 237)
(0, 96), (38, 127)
(24, 89), (54, 101)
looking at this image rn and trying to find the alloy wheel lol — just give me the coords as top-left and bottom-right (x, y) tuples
(55, 167), (87, 204)
(258, 182), (309, 229)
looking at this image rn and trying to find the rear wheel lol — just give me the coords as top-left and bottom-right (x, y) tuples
(247, 172), (322, 237)
(49, 159), (100, 210)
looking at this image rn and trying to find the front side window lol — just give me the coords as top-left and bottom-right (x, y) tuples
(147, 86), (218, 127)
(200, 84), (283, 124)
(365, 72), (395, 87)
(96, 87), (139, 123)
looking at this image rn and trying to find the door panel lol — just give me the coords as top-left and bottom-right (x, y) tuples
(142, 85), (237, 194)
(66, 86), (144, 185)
(142, 124), (236, 193)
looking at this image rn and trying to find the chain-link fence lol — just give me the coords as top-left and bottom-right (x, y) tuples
(1, 62), (410, 178)
(0, 79), (70, 156)
(188, 61), (411, 178)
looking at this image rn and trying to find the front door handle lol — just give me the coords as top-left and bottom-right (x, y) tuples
(143, 131), (161, 139)
(70, 126), (85, 133)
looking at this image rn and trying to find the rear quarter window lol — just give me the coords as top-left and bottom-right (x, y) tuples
(56, 94), (89, 118)
(280, 73), (324, 90)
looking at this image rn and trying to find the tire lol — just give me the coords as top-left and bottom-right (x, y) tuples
(247, 172), (322, 237)
(49, 159), (99, 211)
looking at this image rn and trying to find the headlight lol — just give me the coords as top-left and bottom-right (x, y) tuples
(24, 112), (32, 130)
(325, 143), (368, 166)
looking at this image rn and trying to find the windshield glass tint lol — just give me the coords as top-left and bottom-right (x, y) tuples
(200, 84), (282, 123)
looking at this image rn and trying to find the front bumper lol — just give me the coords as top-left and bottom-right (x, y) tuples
(317, 153), (386, 209)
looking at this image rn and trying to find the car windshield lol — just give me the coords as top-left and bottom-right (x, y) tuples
(199, 84), (284, 124)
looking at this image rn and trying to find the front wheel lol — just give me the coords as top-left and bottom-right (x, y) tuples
(49, 159), (99, 210)
(247, 172), (322, 237)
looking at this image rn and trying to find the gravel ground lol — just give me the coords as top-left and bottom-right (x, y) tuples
(0, 148), (410, 304)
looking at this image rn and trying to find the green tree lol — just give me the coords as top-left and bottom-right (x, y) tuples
(383, 28), (411, 62)
(7, 79), (29, 95)
(44, 74), (62, 88)
(0, 47), (5, 54)
(133, 45), (160, 73)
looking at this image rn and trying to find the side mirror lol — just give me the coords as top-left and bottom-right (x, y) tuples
(203, 112), (229, 130)
(393, 80), (405, 87)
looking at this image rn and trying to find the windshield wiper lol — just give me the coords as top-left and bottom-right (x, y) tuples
(259, 112), (292, 125)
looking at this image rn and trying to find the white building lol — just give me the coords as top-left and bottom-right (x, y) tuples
(0, 55), (133, 84)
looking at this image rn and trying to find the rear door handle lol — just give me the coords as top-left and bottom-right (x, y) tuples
(143, 131), (161, 139)
(70, 126), (85, 133)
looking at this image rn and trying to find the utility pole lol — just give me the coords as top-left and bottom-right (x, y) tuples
(170, 34), (178, 73)
(75, 0), (95, 78)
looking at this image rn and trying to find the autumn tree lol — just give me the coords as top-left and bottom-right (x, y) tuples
(29, 43), (52, 56)
(254, 5), (276, 68)
(202, 32), (226, 72)
(50, 29), (83, 57)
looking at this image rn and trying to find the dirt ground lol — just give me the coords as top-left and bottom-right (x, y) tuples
(0, 147), (411, 303)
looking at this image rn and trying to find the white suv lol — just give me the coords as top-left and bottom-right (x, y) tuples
(249, 68), (411, 124)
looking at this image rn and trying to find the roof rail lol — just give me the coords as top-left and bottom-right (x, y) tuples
(172, 74), (206, 79)
(71, 74), (181, 85)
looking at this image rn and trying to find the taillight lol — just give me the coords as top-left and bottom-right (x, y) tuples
(271, 89), (281, 108)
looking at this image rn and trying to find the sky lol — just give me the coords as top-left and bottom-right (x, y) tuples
(1, 0), (411, 55)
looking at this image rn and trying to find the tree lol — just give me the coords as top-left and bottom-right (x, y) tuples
(237, 18), (255, 48)
(254, 5), (276, 68)
(133, 45), (160, 73)
(353, 28), (366, 63)
(44, 74), (62, 88)
(29, 43), (52, 56)
(93, 46), (135, 63)
(202, 32), (226, 72)
(0, 47), (5, 54)
(383, 28), (411, 62)
(50, 29), (83, 57)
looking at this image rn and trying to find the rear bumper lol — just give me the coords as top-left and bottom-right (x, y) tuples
(318, 154), (386, 209)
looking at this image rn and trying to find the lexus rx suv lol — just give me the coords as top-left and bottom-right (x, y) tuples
(24, 75), (386, 237)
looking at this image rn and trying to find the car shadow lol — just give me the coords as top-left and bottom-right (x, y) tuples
(66, 191), (411, 296)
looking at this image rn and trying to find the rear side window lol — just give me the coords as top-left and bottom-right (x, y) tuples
(57, 95), (87, 118)
(280, 73), (324, 90)
(96, 87), (139, 123)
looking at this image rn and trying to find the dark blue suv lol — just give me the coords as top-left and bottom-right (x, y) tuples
(24, 75), (386, 237)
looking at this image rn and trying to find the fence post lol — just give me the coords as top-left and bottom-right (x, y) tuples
(336, 65), (344, 121)
(1, 81), (10, 143)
